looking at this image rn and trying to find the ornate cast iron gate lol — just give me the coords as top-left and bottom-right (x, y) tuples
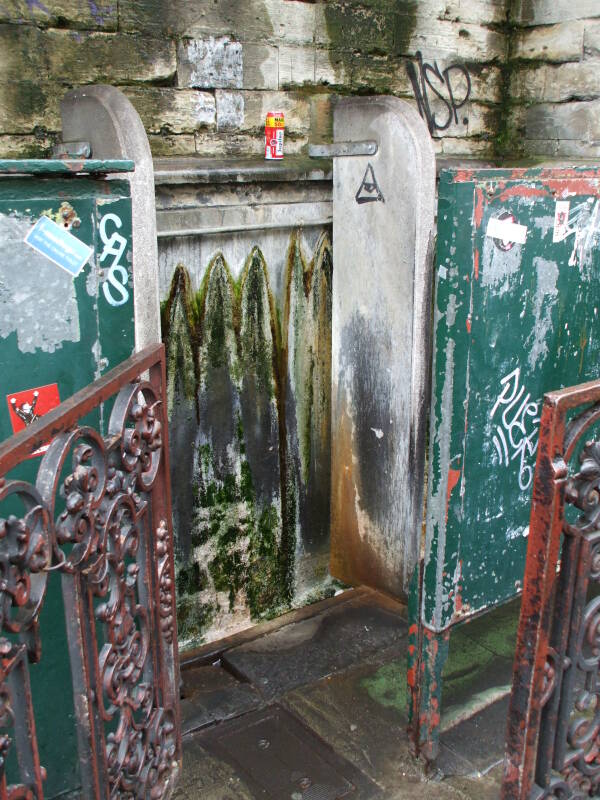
(503, 377), (600, 799)
(0, 344), (181, 798)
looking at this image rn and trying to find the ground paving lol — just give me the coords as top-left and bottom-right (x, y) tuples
(174, 589), (520, 799)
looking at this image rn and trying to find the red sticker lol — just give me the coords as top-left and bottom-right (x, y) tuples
(6, 383), (60, 457)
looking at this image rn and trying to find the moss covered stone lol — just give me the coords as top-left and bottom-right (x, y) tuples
(164, 235), (333, 648)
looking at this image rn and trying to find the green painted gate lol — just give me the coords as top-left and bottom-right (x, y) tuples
(410, 165), (600, 759)
(0, 158), (136, 796)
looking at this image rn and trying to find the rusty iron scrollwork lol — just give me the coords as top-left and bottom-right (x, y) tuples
(502, 384), (600, 800)
(0, 345), (180, 799)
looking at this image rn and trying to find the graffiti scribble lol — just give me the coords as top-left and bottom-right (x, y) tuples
(406, 51), (471, 135)
(490, 367), (540, 492)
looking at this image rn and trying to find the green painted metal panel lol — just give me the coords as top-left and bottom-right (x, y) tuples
(424, 166), (600, 632)
(0, 159), (134, 175)
(0, 173), (135, 796)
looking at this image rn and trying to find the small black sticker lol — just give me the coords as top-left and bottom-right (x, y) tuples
(355, 163), (385, 205)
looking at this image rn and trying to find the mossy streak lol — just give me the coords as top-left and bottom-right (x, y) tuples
(162, 233), (334, 647)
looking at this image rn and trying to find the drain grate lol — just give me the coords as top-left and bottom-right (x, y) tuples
(198, 705), (378, 799)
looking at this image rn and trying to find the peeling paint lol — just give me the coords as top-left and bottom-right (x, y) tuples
(527, 257), (558, 369)
(0, 212), (80, 353)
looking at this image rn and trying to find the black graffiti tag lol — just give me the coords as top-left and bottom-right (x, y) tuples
(406, 51), (471, 135)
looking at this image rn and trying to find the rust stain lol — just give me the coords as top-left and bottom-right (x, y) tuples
(454, 560), (463, 615)
(466, 316), (472, 333)
(498, 185), (549, 201)
(474, 249), (479, 281)
(407, 661), (417, 688)
(453, 169), (475, 183)
(546, 178), (600, 198)
(540, 167), (600, 181)
(474, 188), (485, 228)
(330, 395), (393, 592)
(445, 468), (461, 523)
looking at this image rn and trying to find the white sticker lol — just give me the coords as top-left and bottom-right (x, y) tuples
(486, 216), (528, 245)
(438, 265), (448, 280)
(553, 200), (571, 243)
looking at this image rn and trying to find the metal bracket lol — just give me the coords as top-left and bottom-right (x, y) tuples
(308, 140), (378, 158)
(52, 140), (92, 159)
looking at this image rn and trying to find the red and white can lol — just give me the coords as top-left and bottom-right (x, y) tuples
(265, 112), (285, 160)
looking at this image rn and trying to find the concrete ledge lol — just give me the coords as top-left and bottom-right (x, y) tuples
(153, 154), (332, 185)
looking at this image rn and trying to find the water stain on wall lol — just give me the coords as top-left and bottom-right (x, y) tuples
(162, 232), (335, 648)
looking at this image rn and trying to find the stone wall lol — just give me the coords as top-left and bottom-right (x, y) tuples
(508, 1), (600, 159)
(1, 0), (509, 160)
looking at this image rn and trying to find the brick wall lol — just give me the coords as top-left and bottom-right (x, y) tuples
(0, 1), (597, 161)
(508, 1), (600, 159)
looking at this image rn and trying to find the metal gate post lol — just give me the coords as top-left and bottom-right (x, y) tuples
(502, 378), (600, 800)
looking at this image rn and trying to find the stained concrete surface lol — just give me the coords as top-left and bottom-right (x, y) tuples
(175, 591), (520, 799)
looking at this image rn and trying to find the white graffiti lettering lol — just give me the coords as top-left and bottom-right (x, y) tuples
(490, 367), (540, 492)
(99, 212), (130, 307)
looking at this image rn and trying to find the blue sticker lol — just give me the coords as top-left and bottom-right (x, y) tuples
(24, 215), (93, 277)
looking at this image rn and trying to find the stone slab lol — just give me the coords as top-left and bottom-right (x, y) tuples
(180, 665), (263, 736)
(222, 593), (407, 700)
(440, 627), (513, 733)
(197, 705), (379, 800)
(0, 0), (117, 29)
(330, 96), (435, 599)
(512, 0), (600, 25)
(513, 21), (585, 62)
(61, 86), (161, 350)
(124, 87), (216, 134)
(152, 155), (332, 185)
(173, 734), (254, 799)
(437, 695), (509, 777)
(511, 61), (600, 104)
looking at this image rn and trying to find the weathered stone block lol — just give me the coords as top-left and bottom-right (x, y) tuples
(315, 49), (351, 87)
(584, 21), (600, 58)
(0, 24), (46, 83)
(522, 135), (600, 159)
(316, 6), (506, 61)
(408, 18), (507, 62)
(44, 30), (176, 85)
(431, 0), (506, 25)
(438, 136), (493, 156)
(264, 0), (317, 45)
(354, 0), (505, 26)
(512, 0), (600, 26)
(0, 0), (117, 29)
(177, 36), (243, 89)
(243, 43), (279, 90)
(0, 81), (62, 134)
(514, 21), (585, 61)
(314, 2), (401, 54)
(124, 88), (215, 134)
(120, 0), (316, 44)
(240, 91), (311, 135)
(216, 91), (245, 131)
(351, 55), (413, 95)
(330, 96), (436, 597)
(352, 55), (503, 105)
(524, 99), (600, 142)
(309, 94), (333, 143)
(0, 133), (56, 158)
(511, 61), (600, 103)
(279, 45), (316, 86)
(148, 133), (197, 156)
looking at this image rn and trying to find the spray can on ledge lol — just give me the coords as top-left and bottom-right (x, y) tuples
(265, 112), (285, 160)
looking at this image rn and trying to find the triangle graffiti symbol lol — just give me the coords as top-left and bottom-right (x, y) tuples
(355, 163), (385, 205)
